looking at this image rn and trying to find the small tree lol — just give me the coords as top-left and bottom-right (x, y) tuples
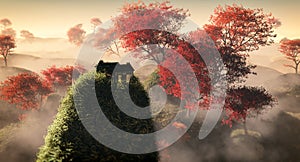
(0, 19), (12, 29)
(20, 30), (34, 41)
(90, 17), (102, 32)
(67, 24), (86, 46)
(0, 73), (52, 110)
(279, 38), (300, 74)
(0, 18), (16, 38)
(223, 86), (275, 134)
(0, 35), (15, 67)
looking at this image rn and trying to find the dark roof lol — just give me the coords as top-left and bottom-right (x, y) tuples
(96, 60), (134, 74)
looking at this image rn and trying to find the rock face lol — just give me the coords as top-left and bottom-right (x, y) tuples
(36, 72), (158, 162)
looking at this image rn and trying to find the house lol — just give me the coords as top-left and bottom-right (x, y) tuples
(96, 60), (134, 87)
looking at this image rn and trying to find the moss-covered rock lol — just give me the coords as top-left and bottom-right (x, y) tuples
(36, 72), (158, 162)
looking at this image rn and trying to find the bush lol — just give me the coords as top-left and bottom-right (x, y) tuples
(36, 72), (158, 162)
(144, 69), (160, 90)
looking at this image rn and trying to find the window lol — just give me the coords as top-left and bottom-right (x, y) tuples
(118, 74), (122, 83)
(126, 74), (131, 83)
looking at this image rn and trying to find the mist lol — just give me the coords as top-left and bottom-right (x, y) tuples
(156, 66), (300, 162)
(0, 94), (61, 162)
(0, 37), (299, 162)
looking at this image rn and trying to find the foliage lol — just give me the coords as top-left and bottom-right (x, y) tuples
(144, 69), (160, 90)
(0, 19), (12, 29)
(117, 2), (278, 125)
(36, 72), (158, 161)
(279, 38), (300, 74)
(90, 17), (102, 32)
(94, 1), (189, 63)
(41, 65), (84, 92)
(222, 86), (275, 127)
(20, 30), (34, 41)
(0, 35), (15, 67)
(204, 4), (280, 83)
(0, 18), (16, 38)
(67, 24), (86, 46)
(0, 73), (52, 110)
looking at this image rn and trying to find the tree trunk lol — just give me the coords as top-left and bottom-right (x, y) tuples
(243, 120), (249, 136)
(4, 56), (7, 67)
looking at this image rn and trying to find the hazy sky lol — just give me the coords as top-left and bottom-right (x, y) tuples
(0, 0), (299, 40)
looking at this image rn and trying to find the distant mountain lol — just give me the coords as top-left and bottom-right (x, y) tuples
(4, 53), (75, 73)
(15, 37), (79, 59)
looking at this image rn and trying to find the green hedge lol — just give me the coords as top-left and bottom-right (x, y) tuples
(36, 72), (158, 162)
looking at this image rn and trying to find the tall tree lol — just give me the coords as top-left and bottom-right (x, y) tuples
(114, 3), (278, 126)
(0, 73), (52, 110)
(199, 4), (279, 126)
(279, 38), (300, 74)
(67, 24), (86, 46)
(204, 4), (280, 83)
(0, 35), (15, 67)
(95, 1), (189, 63)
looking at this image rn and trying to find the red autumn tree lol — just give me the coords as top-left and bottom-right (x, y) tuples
(0, 18), (16, 38)
(0, 35), (15, 67)
(1, 28), (16, 38)
(95, 1), (189, 63)
(67, 24), (86, 46)
(0, 73), (52, 110)
(0, 18), (12, 29)
(107, 2), (277, 126)
(199, 4), (278, 126)
(204, 4), (280, 83)
(94, 26), (122, 57)
(20, 30), (35, 41)
(279, 38), (300, 74)
(41, 65), (84, 95)
(90, 18), (102, 32)
(223, 86), (275, 132)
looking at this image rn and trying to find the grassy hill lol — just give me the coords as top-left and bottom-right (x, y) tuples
(2, 53), (75, 73)
(245, 65), (283, 86)
(264, 73), (300, 94)
(0, 66), (33, 82)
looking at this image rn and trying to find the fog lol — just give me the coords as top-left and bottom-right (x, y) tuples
(0, 94), (61, 162)
(0, 38), (299, 161)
